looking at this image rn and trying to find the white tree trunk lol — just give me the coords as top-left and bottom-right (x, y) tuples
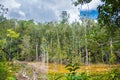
(36, 43), (39, 61)
(85, 20), (89, 65)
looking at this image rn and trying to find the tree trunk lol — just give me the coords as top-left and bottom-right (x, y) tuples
(110, 36), (113, 56)
(85, 45), (88, 65)
(101, 49), (104, 63)
(85, 20), (89, 65)
(36, 43), (39, 61)
(109, 36), (115, 64)
(88, 52), (90, 65)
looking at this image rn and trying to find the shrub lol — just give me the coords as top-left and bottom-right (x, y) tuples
(64, 63), (91, 80)
(0, 62), (16, 80)
(106, 68), (120, 80)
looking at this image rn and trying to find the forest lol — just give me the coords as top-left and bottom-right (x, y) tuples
(0, 0), (120, 80)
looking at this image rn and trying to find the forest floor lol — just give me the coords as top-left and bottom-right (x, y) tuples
(26, 62), (120, 74)
(14, 61), (120, 79)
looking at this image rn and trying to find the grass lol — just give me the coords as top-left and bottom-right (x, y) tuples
(27, 62), (120, 74)
(10, 61), (120, 79)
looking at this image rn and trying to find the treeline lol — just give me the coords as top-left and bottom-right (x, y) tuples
(0, 18), (120, 65)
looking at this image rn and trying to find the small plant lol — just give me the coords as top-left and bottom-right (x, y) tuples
(64, 63), (91, 80)
(47, 72), (64, 80)
(78, 72), (91, 80)
(64, 63), (80, 80)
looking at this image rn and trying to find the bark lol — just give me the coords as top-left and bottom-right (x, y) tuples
(110, 36), (113, 55)
(36, 43), (39, 61)
(85, 20), (89, 65)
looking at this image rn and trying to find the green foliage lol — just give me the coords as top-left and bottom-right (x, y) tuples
(64, 63), (81, 80)
(0, 62), (16, 80)
(0, 39), (7, 46)
(3, 29), (20, 61)
(106, 68), (120, 80)
(78, 72), (91, 80)
(0, 63), (8, 80)
(73, 0), (92, 6)
(109, 53), (116, 64)
(98, 0), (120, 27)
(64, 63), (91, 80)
(7, 29), (19, 39)
(0, 18), (119, 63)
(47, 67), (120, 80)
(0, 39), (7, 61)
(0, 11), (120, 64)
(65, 63), (79, 73)
(6, 77), (16, 80)
(91, 68), (120, 80)
(47, 73), (64, 80)
(19, 35), (32, 61)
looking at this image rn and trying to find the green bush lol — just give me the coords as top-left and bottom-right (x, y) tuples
(47, 73), (65, 80)
(64, 63), (91, 80)
(64, 63), (80, 80)
(6, 77), (16, 80)
(78, 72), (91, 80)
(106, 68), (120, 80)
(92, 68), (120, 80)
(0, 65), (8, 80)
(0, 62), (16, 80)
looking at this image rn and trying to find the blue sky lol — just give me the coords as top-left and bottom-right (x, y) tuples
(80, 10), (98, 19)
(0, 0), (102, 23)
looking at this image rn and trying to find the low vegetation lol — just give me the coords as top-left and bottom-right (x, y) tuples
(1, 61), (120, 80)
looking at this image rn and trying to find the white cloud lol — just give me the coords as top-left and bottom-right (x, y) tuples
(18, 11), (25, 17)
(68, 8), (80, 23)
(45, 0), (80, 23)
(0, 0), (21, 9)
(94, 19), (98, 23)
(0, 0), (101, 23)
(81, 0), (103, 10)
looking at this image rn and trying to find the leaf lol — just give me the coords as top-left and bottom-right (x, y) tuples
(73, 66), (80, 71)
(73, 63), (79, 67)
(66, 67), (73, 72)
(6, 77), (16, 80)
(55, 75), (63, 80)
(65, 64), (72, 68)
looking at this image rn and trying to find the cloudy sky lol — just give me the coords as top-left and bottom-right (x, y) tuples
(0, 0), (102, 23)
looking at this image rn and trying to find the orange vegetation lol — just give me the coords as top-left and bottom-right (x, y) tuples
(27, 62), (120, 74)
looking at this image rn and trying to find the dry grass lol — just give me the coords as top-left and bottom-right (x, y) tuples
(26, 62), (120, 74)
